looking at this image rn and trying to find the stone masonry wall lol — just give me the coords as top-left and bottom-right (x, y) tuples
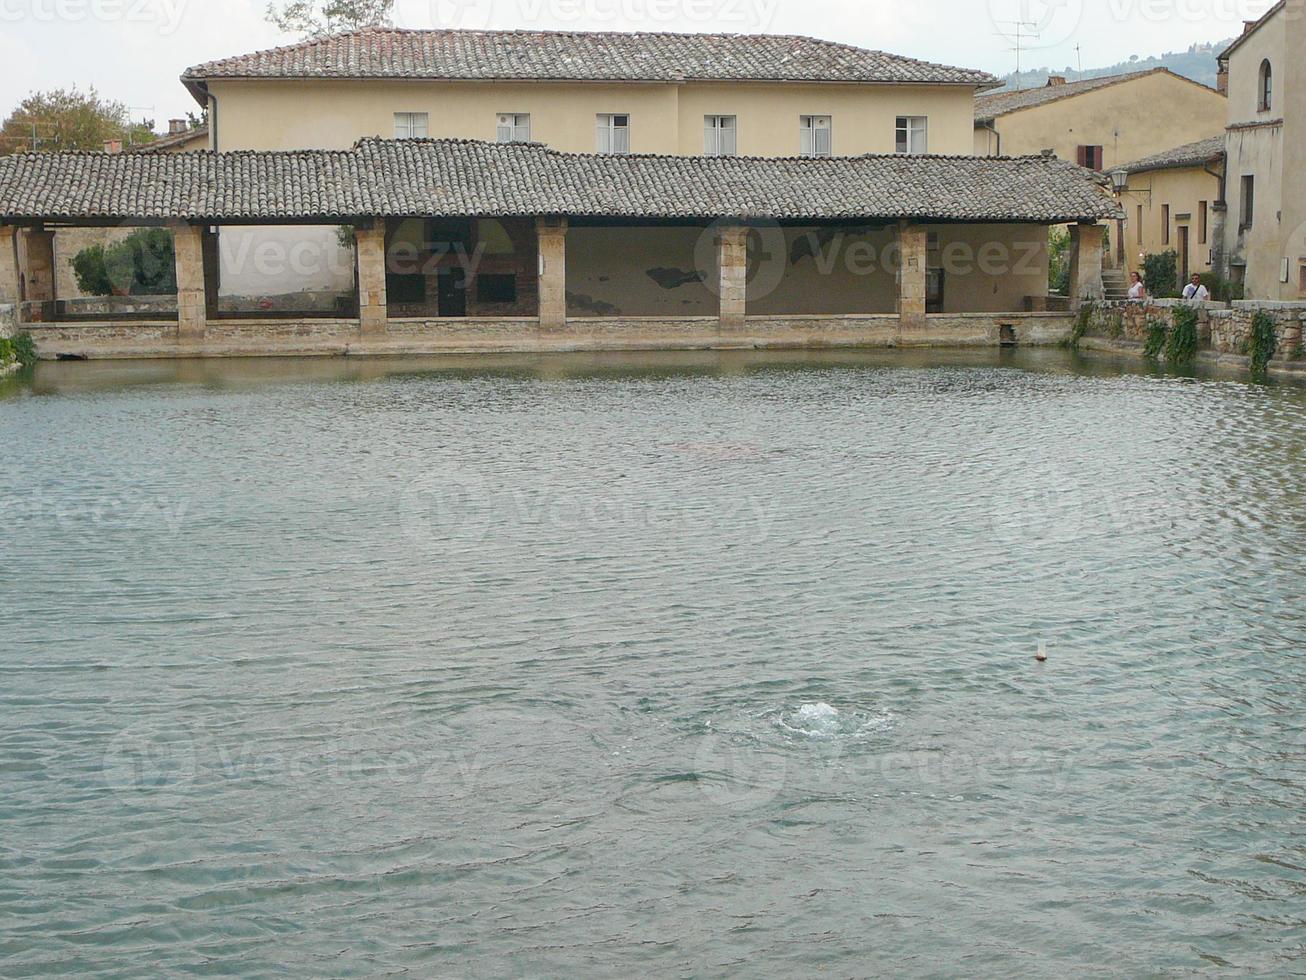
(1084, 300), (1305, 361)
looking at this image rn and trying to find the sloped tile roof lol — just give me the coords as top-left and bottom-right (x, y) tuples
(1118, 136), (1225, 174)
(0, 139), (1121, 223)
(974, 68), (1214, 121)
(131, 125), (210, 154)
(182, 28), (997, 88)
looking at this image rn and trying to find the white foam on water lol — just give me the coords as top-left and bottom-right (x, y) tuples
(774, 702), (892, 742)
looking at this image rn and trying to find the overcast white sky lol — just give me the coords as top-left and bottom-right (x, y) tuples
(0, 0), (1278, 126)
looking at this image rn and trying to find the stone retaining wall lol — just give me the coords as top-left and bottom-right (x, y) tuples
(21, 312), (1076, 359)
(1083, 300), (1305, 362)
(0, 304), (14, 339)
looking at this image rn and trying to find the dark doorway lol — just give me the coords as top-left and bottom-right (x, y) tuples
(438, 268), (467, 317)
(1178, 226), (1190, 287)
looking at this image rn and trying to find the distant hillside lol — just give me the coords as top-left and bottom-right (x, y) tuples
(995, 39), (1232, 92)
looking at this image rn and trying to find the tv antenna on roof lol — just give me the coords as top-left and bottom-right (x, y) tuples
(995, 20), (1040, 90)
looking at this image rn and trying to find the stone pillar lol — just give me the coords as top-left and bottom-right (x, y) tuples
(0, 225), (19, 308)
(897, 220), (927, 329)
(173, 223), (207, 340)
(717, 224), (749, 330)
(355, 224), (388, 336)
(537, 217), (567, 331)
(1068, 222), (1104, 306)
(1210, 203), (1229, 281)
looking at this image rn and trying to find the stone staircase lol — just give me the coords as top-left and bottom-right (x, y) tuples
(1101, 268), (1131, 302)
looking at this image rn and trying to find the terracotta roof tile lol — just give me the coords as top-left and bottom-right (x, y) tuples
(183, 28), (997, 88)
(1118, 136), (1225, 174)
(0, 138), (1121, 224)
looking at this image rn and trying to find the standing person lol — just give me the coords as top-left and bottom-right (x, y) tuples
(1183, 274), (1211, 302)
(1128, 271), (1147, 301)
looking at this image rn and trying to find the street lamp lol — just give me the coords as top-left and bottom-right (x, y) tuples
(1110, 168), (1129, 194)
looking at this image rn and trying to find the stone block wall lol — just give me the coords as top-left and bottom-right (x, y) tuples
(1083, 300), (1306, 362)
(1209, 305), (1306, 358)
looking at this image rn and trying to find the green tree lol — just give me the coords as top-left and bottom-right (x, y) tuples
(71, 229), (177, 297)
(266, 0), (393, 39)
(0, 88), (154, 155)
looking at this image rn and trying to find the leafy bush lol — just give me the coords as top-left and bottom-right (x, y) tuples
(1143, 318), (1168, 360)
(1200, 272), (1244, 304)
(0, 331), (37, 370)
(1048, 227), (1071, 295)
(71, 228), (176, 296)
(1166, 306), (1200, 365)
(1064, 300), (1094, 349)
(1247, 311), (1278, 374)
(1107, 311), (1125, 339)
(1143, 251), (1179, 298)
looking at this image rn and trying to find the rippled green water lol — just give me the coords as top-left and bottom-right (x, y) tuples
(1, 349), (1304, 976)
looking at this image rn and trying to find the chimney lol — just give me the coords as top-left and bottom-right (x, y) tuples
(1047, 75), (1067, 87)
(168, 118), (187, 135)
(1217, 63), (1229, 95)
(103, 139), (123, 154)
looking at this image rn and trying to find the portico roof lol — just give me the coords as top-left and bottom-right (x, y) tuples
(0, 139), (1121, 225)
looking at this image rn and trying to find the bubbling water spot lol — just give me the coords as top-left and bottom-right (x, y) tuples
(774, 703), (892, 742)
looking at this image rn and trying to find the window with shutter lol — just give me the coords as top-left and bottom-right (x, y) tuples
(394, 112), (428, 139)
(497, 114), (530, 143)
(895, 117), (927, 154)
(596, 114), (630, 154)
(800, 116), (832, 157)
(704, 116), (737, 156)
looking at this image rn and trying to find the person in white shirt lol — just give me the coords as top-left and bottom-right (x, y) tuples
(1182, 274), (1211, 302)
(1128, 271), (1147, 301)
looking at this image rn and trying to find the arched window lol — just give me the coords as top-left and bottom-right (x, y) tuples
(1259, 60), (1273, 112)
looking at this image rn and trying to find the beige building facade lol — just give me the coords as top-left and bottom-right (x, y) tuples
(974, 69), (1226, 172)
(1219, 0), (1306, 300)
(183, 29), (996, 300)
(1116, 137), (1224, 288)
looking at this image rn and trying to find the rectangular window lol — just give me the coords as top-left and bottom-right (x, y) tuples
(1076, 145), (1105, 170)
(596, 114), (630, 154)
(596, 114), (630, 155)
(1241, 175), (1256, 230)
(1199, 201), (1208, 244)
(496, 113), (531, 143)
(704, 115), (737, 156)
(1299, 263), (1306, 296)
(800, 115), (832, 157)
(895, 116), (928, 155)
(1162, 204), (1171, 245)
(394, 112), (429, 139)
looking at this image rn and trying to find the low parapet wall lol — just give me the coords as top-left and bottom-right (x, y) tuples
(1082, 300), (1305, 362)
(19, 312), (1075, 360)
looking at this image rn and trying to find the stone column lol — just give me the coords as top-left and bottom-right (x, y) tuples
(537, 217), (567, 331)
(0, 225), (19, 308)
(1209, 203), (1228, 281)
(173, 223), (207, 341)
(1068, 222), (1105, 306)
(897, 220), (927, 330)
(717, 224), (749, 330)
(355, 224), (388, 336)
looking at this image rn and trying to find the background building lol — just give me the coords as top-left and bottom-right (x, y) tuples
(973, 69), (1226, 170)
(1218, 0), (1306, 300)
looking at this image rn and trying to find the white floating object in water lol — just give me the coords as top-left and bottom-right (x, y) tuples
(1035, 641), (1048, 663)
